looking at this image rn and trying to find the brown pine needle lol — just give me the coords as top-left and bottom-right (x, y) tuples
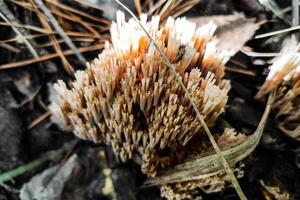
(0, 43), (104, 69)
(35, 0), (87, 65)
(134, 0), (142, 16)
(147, 0), (167, 16)
(0, 9), (39, 58)
(0, 21), (52, 34)
(28, 111), (51, 130)
(30, 0), (74, 75)
(31, 38), (96, 49)
(44, 0), (110, 25)
(225, 66), (256, 76)
(73, 0), (105, 11)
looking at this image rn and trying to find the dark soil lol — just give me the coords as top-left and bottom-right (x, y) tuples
(0, 0), (300, 200)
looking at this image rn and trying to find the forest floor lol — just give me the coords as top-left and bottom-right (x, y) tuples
(0, 0), (299, 200)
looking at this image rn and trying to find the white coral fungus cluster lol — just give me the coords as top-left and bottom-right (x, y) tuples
(50, 11), (240, 199)
(256, 40), (300, 140)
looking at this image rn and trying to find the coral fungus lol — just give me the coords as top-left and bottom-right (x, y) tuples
(50, 11), (238, 198)
(256, 40), (300, 140)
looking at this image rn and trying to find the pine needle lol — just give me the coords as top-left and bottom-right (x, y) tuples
(0, 43), (104, 69)
(255, 25), (300, 39)
(0, 3), (38, 58)
(35, 0), (87, 65)
(114, 0), (248, 199)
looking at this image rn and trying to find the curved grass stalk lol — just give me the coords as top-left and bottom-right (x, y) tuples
(144, 93), (273, 185)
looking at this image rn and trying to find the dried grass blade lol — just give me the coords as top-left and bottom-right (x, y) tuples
(144, 93), (273, 186)
(114, 0), (247, 199)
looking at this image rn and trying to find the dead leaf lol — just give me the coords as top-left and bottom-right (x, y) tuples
(19, 154), (79, 200)
(189, 13), (260, 56)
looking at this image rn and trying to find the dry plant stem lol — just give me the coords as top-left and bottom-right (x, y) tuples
(144, 92), (273, 186)
(114, 0), (247, 199)
(255, 25), (300, 39)
(35, 0), (87, 65)
(0, 1), (38, 58)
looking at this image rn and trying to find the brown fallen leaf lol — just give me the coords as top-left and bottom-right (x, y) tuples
(189, 13), (260, 56)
